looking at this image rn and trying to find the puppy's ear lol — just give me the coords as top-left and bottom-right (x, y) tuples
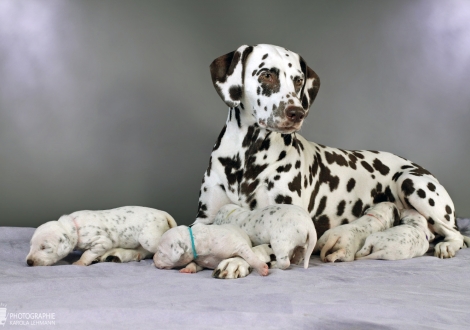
(299, 56), (320, 111)
(210, 45), (253, 108)
(170, 242), (186, 263)
(57, 235), (73, 258)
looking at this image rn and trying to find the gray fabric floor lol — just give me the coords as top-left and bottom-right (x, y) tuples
(1, 220), (470, 329)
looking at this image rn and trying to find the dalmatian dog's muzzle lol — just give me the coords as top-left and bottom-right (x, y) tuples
(210, 44), (320, 134)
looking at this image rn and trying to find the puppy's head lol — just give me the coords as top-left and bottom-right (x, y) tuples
(210, 44), (320, 134)
(26, 220), (74, 266)
(364, 202), (400, 227)
(400, 209), (435, 241)
(153, 226), (193, 270)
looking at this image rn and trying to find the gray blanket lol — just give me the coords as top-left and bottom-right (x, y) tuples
(1, 220), (470, 329)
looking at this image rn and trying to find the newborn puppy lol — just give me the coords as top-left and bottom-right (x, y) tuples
(153, 223), (269, 276)
(26, 206), (177, 266)
(355, 209), (434, 260)
(317, 202), (400, 262)
(214, 204), (317, 269)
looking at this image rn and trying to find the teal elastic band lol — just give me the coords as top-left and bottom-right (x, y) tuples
(188, 227), (198, 260)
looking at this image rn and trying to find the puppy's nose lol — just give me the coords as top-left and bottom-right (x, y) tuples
(285, 106), (305, 123)
(27, 259), (34, 266)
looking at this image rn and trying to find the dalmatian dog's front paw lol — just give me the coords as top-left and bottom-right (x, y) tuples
(434, 240), (461, 258)
(212, 257), (252, 279)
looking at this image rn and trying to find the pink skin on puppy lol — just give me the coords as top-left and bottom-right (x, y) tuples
(153, 223), (269, 276)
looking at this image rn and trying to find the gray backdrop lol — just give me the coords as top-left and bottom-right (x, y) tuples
(1, 0), (469, 227)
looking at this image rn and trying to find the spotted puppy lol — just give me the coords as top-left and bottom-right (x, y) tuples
(214, 204), (316, 269)
(153, 223), (269, 276)
(316, 202), (400, 262)
(193, 44), (468, 278)
(355, 209), (434, 260)
(26, 206), (177, 266)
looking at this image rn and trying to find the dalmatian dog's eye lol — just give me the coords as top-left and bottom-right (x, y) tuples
(260, 72), (273, 82)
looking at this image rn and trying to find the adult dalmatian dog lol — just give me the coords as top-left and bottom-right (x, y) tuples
(193, 44), (469, 279)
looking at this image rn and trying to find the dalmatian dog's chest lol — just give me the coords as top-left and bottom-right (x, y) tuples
(209, 122), (411, 232)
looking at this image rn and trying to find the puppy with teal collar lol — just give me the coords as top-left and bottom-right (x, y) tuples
(153, 223), (269, 276)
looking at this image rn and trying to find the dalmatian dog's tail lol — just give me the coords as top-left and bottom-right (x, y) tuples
(165, 213), (177, 229)
(303, 226), (317, 269)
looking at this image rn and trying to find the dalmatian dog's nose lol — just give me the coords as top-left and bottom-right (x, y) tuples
(27, 259), (34, 266)
(285, 106), (306, 123)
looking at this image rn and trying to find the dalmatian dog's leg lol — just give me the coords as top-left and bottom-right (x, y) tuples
(212, 244), (275, 279)
(180, 262), (204, 274)
(396, 174), (468, 258)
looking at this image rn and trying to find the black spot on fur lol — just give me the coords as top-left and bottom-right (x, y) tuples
(288, 172), (302, 197)
(318, 160), (339, 192)
(341, 219), (349, 225)
(283, 134), (292, 146)
(352, 151), (365, 159)
(234, 107), (241, 128)
(392, 207), (401, 226)
(392, 172), (403, 182)
(429, 198), (435, 206)
(428, 217), (435, 225)
(337, 200), (346, 216)
(262, 53), (268, 60)
(229, 85), (242, 101)
(213, 125), (226, 152)
(275, 195), (293, 204)
(276, 164), (292, 173)
(249, 199), (257, 210)
(409, 163), (433, 177)
(325, 151), (348, 167)
(346, 178), (356, 192)
(295, 160), (301, 169)
(308, 182), (320, 213)
(444, 214), (450, 221)
(196, 202), (208, 219)
(445, 205), (452, 214)
(417, 189), (426, 198)
(315, 196), (327, 216)
(401, 165), (413, 170)
(278, 151), (286, 161)
(314, 215), (330, 238)
(401, 179), (415, 196)
(218, 154), (243, 187)
(361, 161), (374, 173)
(352, 199), (363, 218)
(427, 182), (436, 192)
(372, 159), (390, 175)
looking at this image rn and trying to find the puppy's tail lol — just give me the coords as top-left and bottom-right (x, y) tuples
(303, 224), (318, 269)
(320, 234), (339, 262)
(165, 213), (178, 229)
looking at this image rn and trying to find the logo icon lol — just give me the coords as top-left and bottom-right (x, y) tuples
(0, 303), (6, 326)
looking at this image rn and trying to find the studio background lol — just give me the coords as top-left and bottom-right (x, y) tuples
(1, 0), (469, 227)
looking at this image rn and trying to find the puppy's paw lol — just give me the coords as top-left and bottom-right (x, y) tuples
(72, 260), (87, 266)
(212, 257), (251, 279)
(434, 240), (460, 259)
(258, 263), (269, 276)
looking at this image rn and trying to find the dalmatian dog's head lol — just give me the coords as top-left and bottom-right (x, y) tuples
(210, 44), (320, 134)
(153, 226), (193, 270)
(26, 219), (74, 266)
(363, 202), (402, 227)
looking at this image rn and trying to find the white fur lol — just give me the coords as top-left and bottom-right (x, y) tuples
(316, 202), (399, 262)
(213, 204), (316, 269)
(26, 206), (177, 266)
(153, 223), (269, 276)
(355, 209), (434, 260)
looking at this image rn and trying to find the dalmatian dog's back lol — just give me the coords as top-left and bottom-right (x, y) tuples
(194, 44), (469, 278)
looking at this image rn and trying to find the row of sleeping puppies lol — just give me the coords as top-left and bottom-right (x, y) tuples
(26, 202), (432, 276)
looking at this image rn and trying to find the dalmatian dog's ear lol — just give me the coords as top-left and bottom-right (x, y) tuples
(299, 56), (320, 110)
(210, 45), (254, 108)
